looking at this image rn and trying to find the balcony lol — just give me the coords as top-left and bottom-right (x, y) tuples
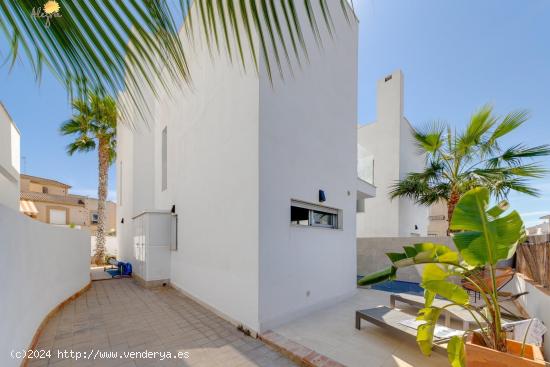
(357, 144), (374, 185)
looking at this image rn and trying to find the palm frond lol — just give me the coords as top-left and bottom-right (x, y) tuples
(489, 178), (541, 200)
(2, 0), (353, 117)
(490, 109), (530, 141)
(487, 144), (550, 168)
(62, 91), (117, 163)
(411, 121), (447, 155)
(60, 118), (89, 135)
(393, 104), (549, 218)
(456, 104), (497, 156)
(389, 175), (449, 206)
(66, 135), (96, 155)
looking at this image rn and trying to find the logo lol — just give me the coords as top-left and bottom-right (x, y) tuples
(32, 1), (62, 28)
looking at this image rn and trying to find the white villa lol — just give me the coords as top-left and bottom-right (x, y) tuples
(356, 70), (428, 237)
(116, 1), (375, 333)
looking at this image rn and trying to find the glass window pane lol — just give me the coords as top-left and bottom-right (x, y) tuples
(291, 206), (309, 225)
(312, 211), (335, 227)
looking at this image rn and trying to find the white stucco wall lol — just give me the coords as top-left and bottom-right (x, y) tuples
(117, 3), (262, 330)
(357, 71), (427, 237)
(257, 0), (359, 331)
(116, 81), (157, 266)
(398, 118), (428, 236)
(504, 275), (550, 359)
(0, 103), (20, 211)
(0, 204), (89, 367)
(117, 0), (360, 333)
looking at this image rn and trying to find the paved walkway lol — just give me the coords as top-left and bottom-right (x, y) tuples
(30, 279), (296, 367)
(273, 288), (449, 367)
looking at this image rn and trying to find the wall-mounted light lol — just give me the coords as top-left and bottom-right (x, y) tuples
(171, 205), (176, 214)
(121, 218), (124, 224)
(414, 225), (418, 230)
(319, 190), (326, 203)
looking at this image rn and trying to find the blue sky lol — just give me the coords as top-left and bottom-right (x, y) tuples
(1, 0), (549, 226)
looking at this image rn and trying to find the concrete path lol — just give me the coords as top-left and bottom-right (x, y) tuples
(273, 288), (449, 367)
(29, 279), (296, 367)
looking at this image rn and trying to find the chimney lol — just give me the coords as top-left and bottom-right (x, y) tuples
(376, 70), (404, 126)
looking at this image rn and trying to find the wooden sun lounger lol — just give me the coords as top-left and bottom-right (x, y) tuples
(390, 293), (478, 330)
(355, 306), (451, 355)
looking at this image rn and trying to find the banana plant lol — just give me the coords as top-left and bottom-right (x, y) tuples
(358, 187), (525, 367)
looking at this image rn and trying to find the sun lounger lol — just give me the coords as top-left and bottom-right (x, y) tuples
(355, 306), (544, 358)
(355, 306), (459, 355)
(390, 293), (478, 329)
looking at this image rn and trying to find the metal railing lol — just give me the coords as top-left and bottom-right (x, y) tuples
(357, 144), (374, 185)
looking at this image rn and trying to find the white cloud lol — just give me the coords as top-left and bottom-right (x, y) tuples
(520, 211), (549, 218)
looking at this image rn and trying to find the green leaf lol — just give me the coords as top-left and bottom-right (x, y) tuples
(438, 251), (459, 264)
(416, 307), (443, 356)
(357, 266), (396, 286)
(403, 246), (418, 257)
(413, 242), (437, 253)
(451, 187), (524, 266)
(486, 200), (509, 219)
(422, 264), (449, 282)
(447, 336), (466, 367)
(422, 280), (469, 305)
(424, 289), (436, 308)
(386, 252), (408, 263)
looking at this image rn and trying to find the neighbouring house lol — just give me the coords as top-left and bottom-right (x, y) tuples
(117, 1), (374, 333)
(0, 102), (20, 210)
(526, 214), (550, 236)
(19, 174), (117, 234)
(356, 70), (428, 237)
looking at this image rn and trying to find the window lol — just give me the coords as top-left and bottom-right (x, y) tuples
(91, 213), (99, 224)
(290, 200), (340, 229)
(119, 161), (123, 206)
(161, 127), (168, 191)
(42, 186), (48, 194)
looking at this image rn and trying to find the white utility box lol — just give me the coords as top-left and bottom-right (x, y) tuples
(132, 210), (176, 287)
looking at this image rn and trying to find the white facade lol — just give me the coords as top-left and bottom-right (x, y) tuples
(357, 70), (428, 237)
(0, 102), (20, 210)
(526, 215), (550, 236)
(117, 2), (372, 332)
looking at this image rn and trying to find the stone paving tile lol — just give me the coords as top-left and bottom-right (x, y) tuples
(28, 279), (297, 367)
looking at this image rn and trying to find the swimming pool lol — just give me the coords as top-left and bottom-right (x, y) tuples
(358, 279), (425, 296)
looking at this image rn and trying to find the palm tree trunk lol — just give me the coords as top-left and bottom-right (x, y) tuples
(94, 136), (109, 265)
(446, 190), (460, 236)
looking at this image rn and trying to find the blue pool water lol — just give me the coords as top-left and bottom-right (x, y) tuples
(358, 278), (424, 296)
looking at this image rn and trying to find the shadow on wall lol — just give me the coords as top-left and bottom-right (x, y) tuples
(357, 236), (454, 283)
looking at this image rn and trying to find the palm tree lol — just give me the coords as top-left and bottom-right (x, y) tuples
(2, 1), (354, 114)
(390, 105), (550, 235)
(60, 92), (117, 265)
